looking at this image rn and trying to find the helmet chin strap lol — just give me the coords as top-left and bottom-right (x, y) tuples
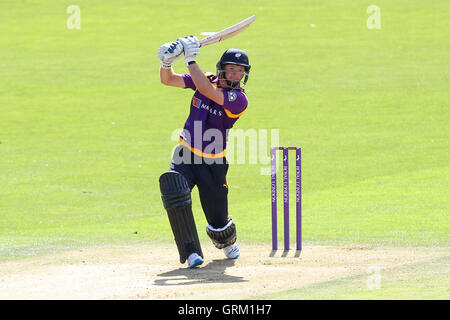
(226, 79), (240, 88)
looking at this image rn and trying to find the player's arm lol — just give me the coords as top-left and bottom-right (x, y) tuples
(178, 35), (225, 105)
(187, 63), (224, 105)
(158, 40), (185, 88)
(160, 67), (186, 88)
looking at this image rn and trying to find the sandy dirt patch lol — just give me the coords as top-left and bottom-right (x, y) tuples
(0, 243), (446, 299)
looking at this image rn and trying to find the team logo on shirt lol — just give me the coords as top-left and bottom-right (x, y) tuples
(227, 91), (237, 102)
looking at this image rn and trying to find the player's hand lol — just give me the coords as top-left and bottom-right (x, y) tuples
(158, 41), (183, 68)
(177, 35), (200, 66)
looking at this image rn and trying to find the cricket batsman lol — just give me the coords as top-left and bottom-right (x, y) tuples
(157, 35), (250, 268)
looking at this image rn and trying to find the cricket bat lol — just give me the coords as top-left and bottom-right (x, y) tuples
(199, 15), (256, 47)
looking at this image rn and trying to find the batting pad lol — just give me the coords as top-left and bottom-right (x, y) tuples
(159, 171), (204, 263)
(206, 218), (237, 249)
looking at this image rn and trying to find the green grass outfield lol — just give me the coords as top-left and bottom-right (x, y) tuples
(0, 0), (449, 299)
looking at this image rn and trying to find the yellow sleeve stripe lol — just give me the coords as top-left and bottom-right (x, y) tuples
(224, 106), (247, 119)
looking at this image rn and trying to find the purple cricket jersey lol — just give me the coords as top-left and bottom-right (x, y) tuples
(180, 73), (248, 158)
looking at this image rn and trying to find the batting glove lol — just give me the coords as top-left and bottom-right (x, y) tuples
(158, 41), (184, 68)
(177, 35), (200, 66)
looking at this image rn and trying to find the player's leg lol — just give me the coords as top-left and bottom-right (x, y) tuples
(207, 218), (240, 259)
(196, 161), (240, 259)
(159, 146), (203, 268)
(169, 145), (196, 186)
(159, 171), (204, 267)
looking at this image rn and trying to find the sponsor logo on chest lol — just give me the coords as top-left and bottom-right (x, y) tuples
(192, 97), (223, 117)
